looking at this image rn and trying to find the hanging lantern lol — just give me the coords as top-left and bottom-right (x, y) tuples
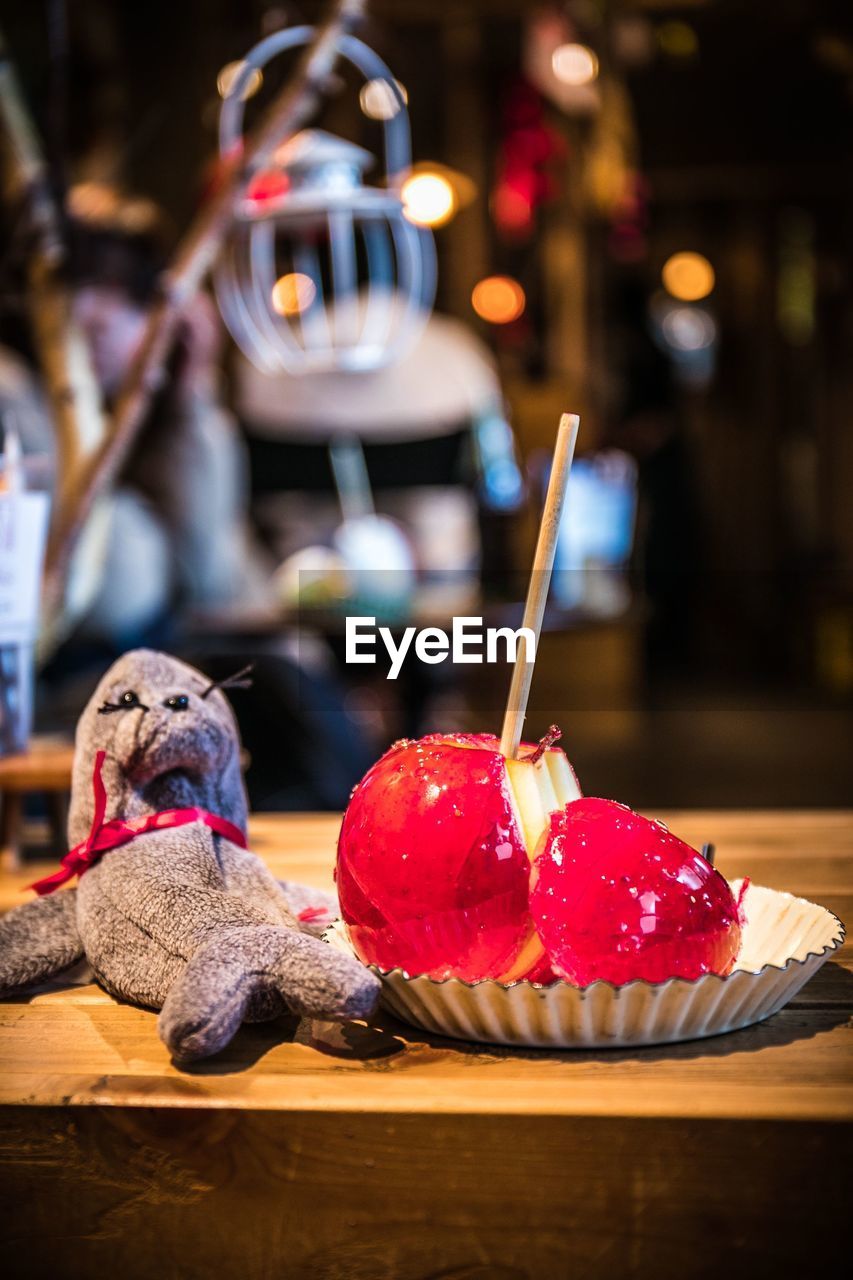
(215, 26), (436, 375)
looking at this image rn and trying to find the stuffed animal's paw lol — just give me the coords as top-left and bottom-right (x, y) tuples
(158, 981), (249, 1063)
(158, 925), (380, 1062)
(0, 892), (82, 996)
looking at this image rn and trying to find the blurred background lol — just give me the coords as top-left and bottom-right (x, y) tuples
(2, 0), (852, 815)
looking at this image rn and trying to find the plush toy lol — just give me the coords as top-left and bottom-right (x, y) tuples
(0, 649), (379, 1061)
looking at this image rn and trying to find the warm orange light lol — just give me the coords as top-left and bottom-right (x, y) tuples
(217, 60), (263, 101)
(66, 182), (159, 234)
(66, 181), (120, 223)
(661, 251), (715, 302)
(551, 43), (599, 86)
(402, 172), (457, 228)
(471, 275), (526, 325)
(271, 273), (316, 317)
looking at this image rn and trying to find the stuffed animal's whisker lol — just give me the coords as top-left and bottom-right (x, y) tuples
(200, 663), (255, 700)
(98, 701), (150, 715)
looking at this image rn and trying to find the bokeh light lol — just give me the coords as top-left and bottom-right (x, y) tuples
(359, 78), (408, 121)
(471, 275), (526, 324)
(662, 306), (717, 352)
(657, 21), (699, 59)
(492, 182), (534, 234)
(271, 273), (317, 317)
(551, 43), (599, 87)
(66, 181), (120, 224)
(661, 251), (715, 301)
(66, 182), (160, 233)
(402, 171), (457, 227)
(217, 61), (263, 101)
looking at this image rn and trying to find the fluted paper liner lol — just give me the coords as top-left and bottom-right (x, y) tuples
(325, 881), (844, 1048)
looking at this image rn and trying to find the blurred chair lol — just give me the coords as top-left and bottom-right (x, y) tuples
(0, 736), (74, 871)
(235, 311), (522, 586)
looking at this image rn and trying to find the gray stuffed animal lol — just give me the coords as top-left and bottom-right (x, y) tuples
(0, 649), (379, 1061)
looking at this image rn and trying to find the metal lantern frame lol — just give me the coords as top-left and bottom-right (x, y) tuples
(215, 26), (436, 375)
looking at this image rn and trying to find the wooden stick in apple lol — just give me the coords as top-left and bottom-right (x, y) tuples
(499, 412), (579, 760)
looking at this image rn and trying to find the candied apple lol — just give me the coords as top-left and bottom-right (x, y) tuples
(337, 730), (580, 981)
(530, 798), (742, 986)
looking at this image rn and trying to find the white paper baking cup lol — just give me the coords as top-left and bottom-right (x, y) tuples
(325, 881), (844, 1048)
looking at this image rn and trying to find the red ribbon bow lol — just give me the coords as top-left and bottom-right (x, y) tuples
(29, 749), (248, 896)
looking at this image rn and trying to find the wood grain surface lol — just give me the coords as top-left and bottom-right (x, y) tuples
(1, 811), (851, 1279)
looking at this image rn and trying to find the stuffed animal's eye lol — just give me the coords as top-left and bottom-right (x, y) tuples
(98, 689), (149, 714)
(165, 694), (189, 711)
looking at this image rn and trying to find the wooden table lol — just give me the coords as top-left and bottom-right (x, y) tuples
(1, 812), (851, 1279)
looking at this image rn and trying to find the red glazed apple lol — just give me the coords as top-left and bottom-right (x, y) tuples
(337, 730), (581, 981)
(530, 798), (742, 986)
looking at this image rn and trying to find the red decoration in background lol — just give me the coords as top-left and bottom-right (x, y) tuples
(607, 172), (650, 262)
(493, 175), (537, 235)
(245, 168), (290, 205)
(492, 80), (566, 241)
(198, 151), (291, 209)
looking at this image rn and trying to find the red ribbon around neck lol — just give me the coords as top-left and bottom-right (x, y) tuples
(29, 749), (248, 896)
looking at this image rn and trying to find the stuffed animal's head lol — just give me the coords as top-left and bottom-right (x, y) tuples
(69, 649), (248, 846)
